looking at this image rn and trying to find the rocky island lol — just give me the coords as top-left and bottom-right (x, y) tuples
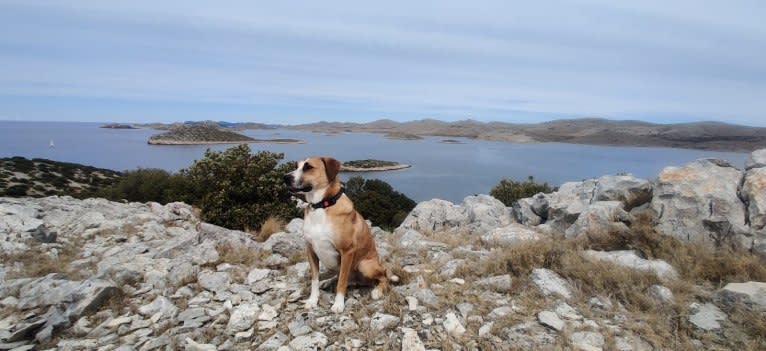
(0, 157), (120, 197)
(384, 132), (422, 140)
(148, 123), (303, 145)
(1, 149), (765, 350)
(340, 159), (411, 172)
(100, 123), (138, 129)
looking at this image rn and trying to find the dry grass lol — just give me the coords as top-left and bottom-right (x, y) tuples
(1, 240), (85, 280)
(251, 216), (285, 242)
(214, 242), (270, 268)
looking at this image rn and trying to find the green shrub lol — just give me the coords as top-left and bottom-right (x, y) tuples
(97, 168), (180, 203)
(490, 176), (554, 206)
(179, 145), (299, 231)
(345, 176), (416, 231)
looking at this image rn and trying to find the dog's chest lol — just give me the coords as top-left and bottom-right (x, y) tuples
(303, 209), (339, 271)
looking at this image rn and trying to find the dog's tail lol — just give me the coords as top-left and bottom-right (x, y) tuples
(386, 268), (400, 284)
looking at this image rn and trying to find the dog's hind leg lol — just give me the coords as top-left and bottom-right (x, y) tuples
(358, 258), (387, 300)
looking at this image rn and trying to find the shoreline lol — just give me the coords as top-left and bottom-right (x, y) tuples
(340, 164), (411, 172)
(147, 138), (304, 145)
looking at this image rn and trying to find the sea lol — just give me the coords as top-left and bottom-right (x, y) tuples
(0, 121), (750, 203)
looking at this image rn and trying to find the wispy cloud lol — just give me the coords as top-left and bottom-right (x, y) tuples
(0, 0), (764, 125)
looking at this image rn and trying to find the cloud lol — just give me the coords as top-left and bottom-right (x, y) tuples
(0, 0), (764, 125)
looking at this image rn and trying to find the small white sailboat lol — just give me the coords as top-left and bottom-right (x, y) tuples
(49, 140), (55, 148)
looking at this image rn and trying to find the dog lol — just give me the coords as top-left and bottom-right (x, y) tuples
(284, 156), (397, 313)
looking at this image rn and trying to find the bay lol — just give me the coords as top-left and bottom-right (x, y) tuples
(0, 121), (748, 202)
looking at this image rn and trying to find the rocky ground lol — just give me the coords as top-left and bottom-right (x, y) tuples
(1, 149), (765, 351)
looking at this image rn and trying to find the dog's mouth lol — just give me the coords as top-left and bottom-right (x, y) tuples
(287, 184), (313, 193)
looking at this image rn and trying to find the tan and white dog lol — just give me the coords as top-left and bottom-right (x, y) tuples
(284, 156), (397, 313)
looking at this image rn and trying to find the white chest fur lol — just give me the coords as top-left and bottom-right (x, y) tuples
(303, 209), (340, 271)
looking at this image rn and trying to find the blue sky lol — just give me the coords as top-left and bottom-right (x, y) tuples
(1, 1), (765, 126)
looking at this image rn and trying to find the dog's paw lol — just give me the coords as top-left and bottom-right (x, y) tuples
(330, 300), (345, 314)
(304, 298), (319, 310)
(371, 288), (383, 300)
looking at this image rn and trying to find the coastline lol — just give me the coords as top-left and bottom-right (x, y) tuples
(147, 138), (304, 145)
(340, 164), (411, 172)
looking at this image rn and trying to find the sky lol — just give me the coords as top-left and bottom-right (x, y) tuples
(0, 0), (765, 126)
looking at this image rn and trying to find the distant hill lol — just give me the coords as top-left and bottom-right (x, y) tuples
(100, 123), (138, 129)
(291, 118), (766, 152)
(0, 157), (121, 197)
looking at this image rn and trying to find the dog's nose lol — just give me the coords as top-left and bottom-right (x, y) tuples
(283, 174), (292, 184)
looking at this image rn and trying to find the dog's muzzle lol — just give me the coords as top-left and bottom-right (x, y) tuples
(284, 174), (312, 193)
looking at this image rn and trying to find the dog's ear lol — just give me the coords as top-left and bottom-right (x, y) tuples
(321, 157), (341, 182)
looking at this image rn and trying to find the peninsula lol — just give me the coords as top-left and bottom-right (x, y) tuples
(340, 159), (411, 172)
(100, 123), (138, 129)
(291, 118), (766, 152)
(147, 123), (303, 145)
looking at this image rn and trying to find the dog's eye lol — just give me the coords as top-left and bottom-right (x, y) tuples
(303, 163), (313, 171)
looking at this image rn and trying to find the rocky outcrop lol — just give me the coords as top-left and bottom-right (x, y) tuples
(397, 194), (513, 234)
(651, 158), (748, 245)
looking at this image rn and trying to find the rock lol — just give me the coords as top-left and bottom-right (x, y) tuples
(443, 312), (466, 337)
(369, 312), (399, 331)
(513, 193), (549, 226)
(462, 194), (514, 232)
(582, 250), (678, 282)
(405, 296), (419, 311)
(138, 296), (178, 320)
(401, 327), (426, 351)
(646, 285), (674, 305)
(185, 337), (217, 351)
(397, 199), (468, 233)
(537, 311), (564, 331)
(197, 270), (230, 293)
(745, 148), (766, 170)
(553, 301), (582, 320)
(285, 218), (304, 233)
(546, 179), (598, 232)
(741, 167), (766, 231)
(530, 268), (573, 299)
(614, 335), (653, 351)
(258, 304), (279, 321)
(651, 158), (748, 246)
(480, 224), (539, 246)
(688, 302), (727, 331)
(227, 303), (260, 333)
(16, 275), (119, 324)
(569, 331), (605, 351)
(397, 229), (448, 251)
(288, 320), (312, 337)
(716, 281), (766, 312)
(488, 306), (513, 320)
(565, 201), (632, 238)
(288, 332), (328, 351)
(478, 322), (494, 337)
(246, 268), (273, 285)
(263, 232), (304, 256)
(257, 332), (289, 351)
(594, 174), (652, 210)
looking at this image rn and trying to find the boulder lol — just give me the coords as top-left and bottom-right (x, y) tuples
(475, 275), (512, 292)
(688, 302), (727, 331)
(569, 331), (605, 351)
(564, 201), (632, 238)
(582, 250), (678, 282)
(651, 158), (748, 245)
(546, 179), (598, 233)
(593, 174), (652, 210)
(462, 194), (514, 232)
(716, 281), (766, 312)
(369, 312), (399, 331)
(537, 311), (564, 332)
(741, 167), (766, 231)
(443, 312), (466, 337)
(480, 224), (539, 245)
(396, 199), (468, 233)
(288, 332), (328, 350)
(745, 148), (766, 170)
(530, 268), (573, 299)
(263, 232), (304, 257)
(513, 194), (549, 226)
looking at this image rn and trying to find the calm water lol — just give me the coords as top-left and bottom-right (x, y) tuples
(0, 121), (749, 202)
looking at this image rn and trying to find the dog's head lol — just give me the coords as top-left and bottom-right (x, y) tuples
(283, 156), (341, 194)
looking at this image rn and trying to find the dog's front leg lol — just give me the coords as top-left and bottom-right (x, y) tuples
(305, 246), (320, 309)
(331, 251), (354, 313)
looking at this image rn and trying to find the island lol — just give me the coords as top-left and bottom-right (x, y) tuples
(147, 123), (303, 145)
(440, 139), (464, 144)
(340, 159), (411, 172)
(100, 123), (138, 129)
(384, 132), (423, 140)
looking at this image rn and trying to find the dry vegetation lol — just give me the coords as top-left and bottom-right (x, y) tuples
(250, 216), (285, 242)
(399, 214), (766, 350)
